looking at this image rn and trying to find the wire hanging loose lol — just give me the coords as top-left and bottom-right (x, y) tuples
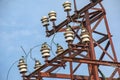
(6, 60), (19, 80)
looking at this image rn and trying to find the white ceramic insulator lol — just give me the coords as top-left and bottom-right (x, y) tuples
(49, 16), (56, 21)
(57, 49), (64, 54)
(66, 37), (74, 41)
(82, 38), (90, 43)
(63, 1), (71, 11)
(19, 60), (24, 63)
(49, 11), (56, 21)
(41, 16), (49, 26)
(81, 29), (86, 32)
(19, 64), (27, 69)
(43, 22), (49, 26)
(41, 17), (48, 22)
(57, 51), (63, 54)
(64, 6), (71, 11)
(65, 33), (74, 37)
(20, 68), (27, 73)
(42, 19), (47, 22)
(36, 62), (40, 65)
(81, 34), (90, 39)
(41, 49), (50, 54)
(34, 65), (42, 70)
(42, 53), (50, 57)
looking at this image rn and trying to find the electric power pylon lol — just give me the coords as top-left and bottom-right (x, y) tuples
(18, 0), (120, 80)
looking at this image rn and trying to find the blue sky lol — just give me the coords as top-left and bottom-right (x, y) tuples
(0, 0), (120, 80)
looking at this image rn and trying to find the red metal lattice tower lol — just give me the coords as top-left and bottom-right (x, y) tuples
(20, 0), (120, 80)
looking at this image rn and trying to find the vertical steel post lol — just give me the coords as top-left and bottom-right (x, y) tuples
(85, 10), (99, 80)
(104, 16), (117, 61)
(69, 45), (73, 80)
(104, 15), (120, 76)
(73, 0), (77, 13)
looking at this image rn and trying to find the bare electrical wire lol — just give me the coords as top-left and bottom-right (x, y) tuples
(51, 33), (58, 46)
(30, 48), (36, 61)
(20, 46), (28, 63)
(47, 43), (56, 56)
(21, 46), (27, 57)
(6, 60), (19, 80)
(50, 25), (58, 57)
(26, 44), (42, 62)
(6, 46), (29, 80)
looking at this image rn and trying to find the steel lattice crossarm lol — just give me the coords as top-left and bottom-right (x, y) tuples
(46, 0), (104, 37)
(17, 0), (120, 80)
(23, 49), (120, 80)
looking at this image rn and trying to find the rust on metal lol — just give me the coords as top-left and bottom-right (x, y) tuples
(21, 0), (120, 80)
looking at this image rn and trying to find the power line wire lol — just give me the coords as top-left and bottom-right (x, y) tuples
(51, 33), (58, 46)
(30, 48), (36, 61)
(27, 44), (42, 61)
(47, 43), (56, 56)
(6, 60), (19, 80)
(21, 46), (27, 57)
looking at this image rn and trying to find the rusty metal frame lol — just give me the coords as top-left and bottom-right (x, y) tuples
(22, 0), (120, 80)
